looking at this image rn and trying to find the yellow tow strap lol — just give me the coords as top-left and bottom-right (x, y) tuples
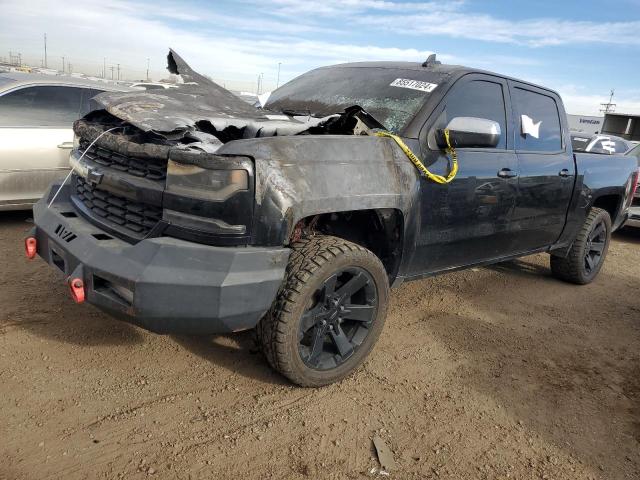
(375, 129), (458, 184)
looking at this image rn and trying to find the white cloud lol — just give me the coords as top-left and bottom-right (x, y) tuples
(558, 85), (640, 116)
(0, 0), (444, 90)
(1, 0), (639, 114)
(245, 0), (640, 48)
(355, 11), (640, 47)
(244, 0), (461, 16)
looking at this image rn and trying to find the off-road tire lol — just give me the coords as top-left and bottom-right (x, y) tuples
(550, 207), (611, 285)
(256, 235), (389, 387)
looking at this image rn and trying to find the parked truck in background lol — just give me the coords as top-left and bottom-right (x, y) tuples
(28, 51), (639, 386)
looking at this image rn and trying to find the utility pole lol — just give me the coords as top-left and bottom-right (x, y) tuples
(44, 33), (47, 68)
(599, 89), (616, 114)
(9, 51), (22, 67)
(117, 63), (120, 81)
(276, 62), (281, 89)
(109, 65), (115, 80)
(256, 72), (264, 94)
(61, 56), (65, 73)
(103, 57), (106, 79)
(146, 58), (150, 82)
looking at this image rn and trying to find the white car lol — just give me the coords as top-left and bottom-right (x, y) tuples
(570, 133), (633, 155)
(0, 73), (129, 210)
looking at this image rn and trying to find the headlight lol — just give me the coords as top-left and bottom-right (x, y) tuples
(163, 157), (254, 245)
(165, 160), (248, 201)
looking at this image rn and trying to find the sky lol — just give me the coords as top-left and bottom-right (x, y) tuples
(1, 0), (639, 115)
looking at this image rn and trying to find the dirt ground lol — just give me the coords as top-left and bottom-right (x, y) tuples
(1, 211), (638, 480)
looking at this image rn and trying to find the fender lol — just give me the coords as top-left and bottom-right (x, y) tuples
(216, 135), (420, 246)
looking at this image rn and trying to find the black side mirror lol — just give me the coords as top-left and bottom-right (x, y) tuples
(436, 116), (501, 149)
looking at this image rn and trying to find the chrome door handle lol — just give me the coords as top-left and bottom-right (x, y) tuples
(497, 168), (518, 179)
(57, 142), (74, 149)
(559, 168), (573, 178)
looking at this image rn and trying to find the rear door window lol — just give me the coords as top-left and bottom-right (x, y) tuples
(614, 140), (630, 153)
(513, 87), (562, 152)
(0, 85), (86, 127)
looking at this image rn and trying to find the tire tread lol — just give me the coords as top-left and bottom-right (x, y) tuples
(256, 235), (386, 386)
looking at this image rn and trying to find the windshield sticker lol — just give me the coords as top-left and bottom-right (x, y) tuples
(390, 78), (438, 93)
(521, 114), (541, 138)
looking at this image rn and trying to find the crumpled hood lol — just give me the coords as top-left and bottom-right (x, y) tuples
(92, 49), (334, 139)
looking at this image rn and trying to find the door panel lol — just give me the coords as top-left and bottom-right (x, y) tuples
(510, 153), (574, 250)
(509, 83), (574, 251)
(0, 128), (72, 205)
(411, 150), (518, 273)
(409, 75), (519, 275)
(0, 84), (97, 207)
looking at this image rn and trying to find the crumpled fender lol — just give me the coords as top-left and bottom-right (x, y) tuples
(216, 135), (420, 245)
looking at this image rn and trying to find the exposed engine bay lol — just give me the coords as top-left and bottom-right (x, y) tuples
(78, 49), (384, 154)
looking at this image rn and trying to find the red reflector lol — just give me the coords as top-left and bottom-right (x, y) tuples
(631, 168), (640, 199)
(25, 237), (37, 259)
(69, 278), (85, 304)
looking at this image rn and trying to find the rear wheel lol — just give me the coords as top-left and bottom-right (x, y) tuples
(550, 207), (611, 285)
(257, 235), (389, 387)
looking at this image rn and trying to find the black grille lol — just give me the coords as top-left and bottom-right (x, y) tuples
(80, 146), (167, 181)
(74, 177), (162, 238)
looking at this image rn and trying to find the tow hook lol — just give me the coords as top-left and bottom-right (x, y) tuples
(25, 237), (37, 259)
(68, 278), (86, 303)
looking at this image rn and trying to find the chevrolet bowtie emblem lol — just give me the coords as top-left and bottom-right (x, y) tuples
(86, 167), (103, 185)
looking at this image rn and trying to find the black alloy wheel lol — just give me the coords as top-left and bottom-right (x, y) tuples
(257, 235), (389, 387)
(298, 267), (377, 371)
(584, 218), (607, 274)
(550, 207), (611, 285)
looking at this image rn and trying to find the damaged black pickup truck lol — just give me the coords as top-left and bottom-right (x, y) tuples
(29, 51), (639, 386)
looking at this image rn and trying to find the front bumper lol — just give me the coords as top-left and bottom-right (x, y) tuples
(625, 205), (640, 228)
(32, 184), (290, 334)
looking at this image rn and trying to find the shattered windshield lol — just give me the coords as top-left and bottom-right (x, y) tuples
(265, 66), (446, 133)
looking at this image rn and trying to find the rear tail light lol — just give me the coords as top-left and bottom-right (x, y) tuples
(625, 168), (639, 209)
(632, 168), (639, 199)
(25, 237), (37, 259)
(68, 278), (85, 303)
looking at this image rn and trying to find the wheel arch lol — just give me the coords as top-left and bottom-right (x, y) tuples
(591, 193), (622, 223)
(289, 208), (405, 284)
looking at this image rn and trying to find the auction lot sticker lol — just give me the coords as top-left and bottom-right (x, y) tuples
(390, 78), (438, 93)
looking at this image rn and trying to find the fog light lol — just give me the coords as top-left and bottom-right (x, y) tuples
(25, 237), (37, 259)
(68, 278), (85, 303)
